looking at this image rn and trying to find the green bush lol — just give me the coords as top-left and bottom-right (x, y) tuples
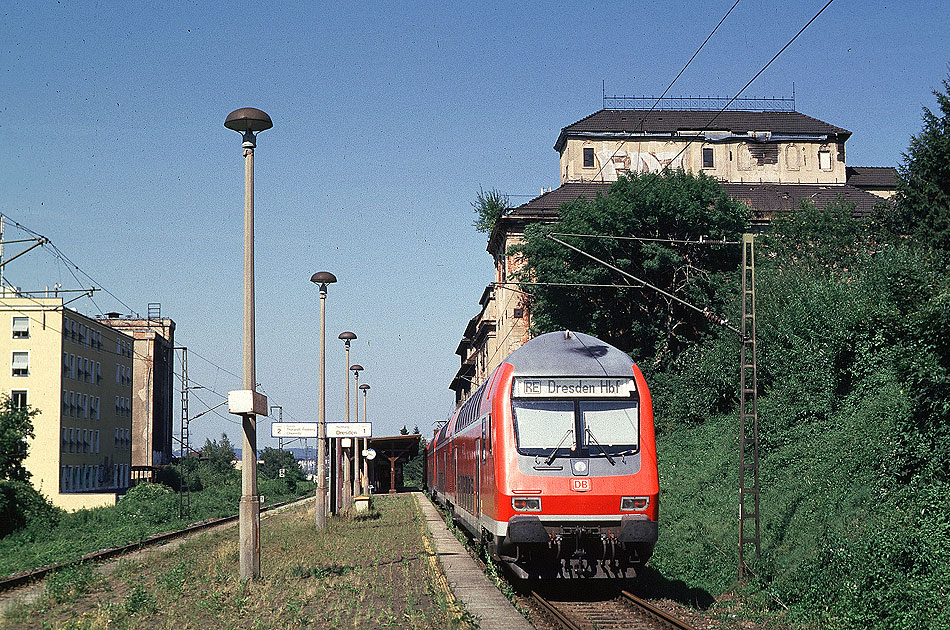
(0, 480), (61, 538)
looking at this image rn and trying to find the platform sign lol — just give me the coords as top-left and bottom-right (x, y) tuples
(326, 422), (372, 438)
(271, 422), (318, 438)
(513, 377), (636, 398)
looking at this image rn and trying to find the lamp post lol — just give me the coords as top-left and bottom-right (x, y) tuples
(338, 332), (357, 512)
(359, 383), (371, 496)
(349, 364), (363, 504)
(311, 271), (337, 529)
(224, 106), (272, 582)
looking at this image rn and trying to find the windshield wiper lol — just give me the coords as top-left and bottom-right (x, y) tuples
(585, 428), (616, 465)
(544, 429), (574, 466)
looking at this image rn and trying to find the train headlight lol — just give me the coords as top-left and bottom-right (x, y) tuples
(512, 497), (542, 512)
(620, 496), (649, 511)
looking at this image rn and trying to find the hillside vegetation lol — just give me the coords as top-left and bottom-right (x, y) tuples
(647, 201), (950, 629)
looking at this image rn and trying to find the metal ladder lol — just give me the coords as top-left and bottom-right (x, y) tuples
(178, 347), (191, 519)
(739, 233), (760, 578)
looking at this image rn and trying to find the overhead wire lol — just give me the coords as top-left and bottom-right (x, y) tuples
(1, 217), (305, 432)
(591, 0), (742, 183)
(621, 0), (836, 200)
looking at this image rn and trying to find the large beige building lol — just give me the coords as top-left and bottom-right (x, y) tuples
(0, 297), (134, 510)
(451, 106), (897, 403)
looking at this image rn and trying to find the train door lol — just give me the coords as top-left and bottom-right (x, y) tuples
(474, 437), (481, 517)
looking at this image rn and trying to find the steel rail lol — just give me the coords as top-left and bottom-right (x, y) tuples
(621, 589), (697, 630)
(531, 591), (583, 630)
(0, 496), (304, 593)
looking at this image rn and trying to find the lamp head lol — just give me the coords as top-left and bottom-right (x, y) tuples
(339, 331), (357, 343)
(359, 384), (370, 391)
(224, 108), (273, 133)
(310, 271), (337, 290)
(350, 364), (364, 373)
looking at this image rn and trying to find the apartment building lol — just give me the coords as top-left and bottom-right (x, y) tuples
(0, 297), (133, 510)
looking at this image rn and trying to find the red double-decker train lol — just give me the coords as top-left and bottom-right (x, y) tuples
(426, 331), (658, 579)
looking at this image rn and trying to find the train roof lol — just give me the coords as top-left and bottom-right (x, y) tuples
(503, 331), (635, 377)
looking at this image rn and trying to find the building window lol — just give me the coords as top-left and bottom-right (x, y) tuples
(12, 317), (29, 339)
(818, 148), (832, 171)
(96, 362), (102, 385)
(11, 352), (29, 376)
(11, 390), (27, 408)
(583, 147), (595, 168)
(61, 428), (68, 453)
(702, 147), (714, 168)
(69, 354), (75, 379)
(95, 430), (100, 454)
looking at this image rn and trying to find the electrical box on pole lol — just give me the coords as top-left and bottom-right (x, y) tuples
(738, 233), (761, 578)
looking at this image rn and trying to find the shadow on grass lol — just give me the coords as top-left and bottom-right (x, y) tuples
(352, 511), (382, 522)
(629, 566), (715, 609)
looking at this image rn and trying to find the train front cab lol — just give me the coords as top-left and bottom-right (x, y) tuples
(484, 362), (659, 579)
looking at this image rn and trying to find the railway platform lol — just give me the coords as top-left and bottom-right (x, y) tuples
(415, 492), (534, 630)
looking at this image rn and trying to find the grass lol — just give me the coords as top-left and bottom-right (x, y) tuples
(0, 479), (310, 579)
(1, 495), (472, 630)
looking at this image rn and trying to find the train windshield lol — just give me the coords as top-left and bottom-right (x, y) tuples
(580, 400), (639, 453)
(512, 398), (639, 457)
(512, 400), (575, 454)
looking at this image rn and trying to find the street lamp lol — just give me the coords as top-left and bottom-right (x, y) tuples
(359, 383), (371, 496)
(311, 271), (337, 529)
(225, 106), (272, 582)
(350, 364), (363, 503)
(338, 332), (357, 512)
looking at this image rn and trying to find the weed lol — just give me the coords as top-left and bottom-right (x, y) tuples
(123, 581), (157, 615)
(44, 562), (100, 604)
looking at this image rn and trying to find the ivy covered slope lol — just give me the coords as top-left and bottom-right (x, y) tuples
(514, 74), (950, 627)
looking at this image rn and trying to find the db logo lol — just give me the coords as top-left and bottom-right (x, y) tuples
(571, 478), (591, 492)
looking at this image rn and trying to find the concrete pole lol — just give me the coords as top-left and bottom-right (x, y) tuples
(362, 388), (370, 495)
(341, 341), (351, 511)
(349, 370), (359, 508)
(239, 133), (260, 581)
(316, 285), (328, 529)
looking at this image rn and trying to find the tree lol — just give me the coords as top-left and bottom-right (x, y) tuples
(472, 187), (510, 233)
(259, 447), (304, 482)
(514, 170), (750, 367)
(400, 425), (409, 435)
(0, 396), (40, 482)
(200, 433), (237, 476)
(895, 75), (950, 251)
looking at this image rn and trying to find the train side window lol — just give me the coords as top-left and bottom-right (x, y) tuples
(481, 418), (487, 462)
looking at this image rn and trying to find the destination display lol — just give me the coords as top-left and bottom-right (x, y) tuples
(271, 422), (318, 438)
(326, 422), (372, 438)
(512, 377), (636, 398)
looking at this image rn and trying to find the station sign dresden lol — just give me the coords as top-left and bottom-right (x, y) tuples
(326, 422), (372, 438)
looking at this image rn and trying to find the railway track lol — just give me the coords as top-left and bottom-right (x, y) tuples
(0, 496), (306, 594)
(531, 588), (696, 630)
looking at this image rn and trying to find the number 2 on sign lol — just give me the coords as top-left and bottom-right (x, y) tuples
(571, 478), (591, 492)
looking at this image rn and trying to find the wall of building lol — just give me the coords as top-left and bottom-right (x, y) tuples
(99, 318), (175, 468)
(560, 137), (847, 185)
(0, 298), (133, 511)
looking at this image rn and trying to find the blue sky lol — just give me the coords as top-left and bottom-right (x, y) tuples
(2, 1), (947, 448)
